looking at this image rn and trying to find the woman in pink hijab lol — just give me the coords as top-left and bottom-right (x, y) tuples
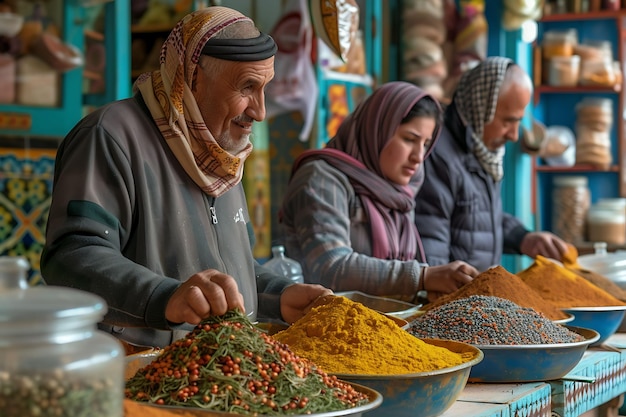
(280, 81), (479, 303)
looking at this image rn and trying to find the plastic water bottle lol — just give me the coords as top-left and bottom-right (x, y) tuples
(263, 245), (304, 284)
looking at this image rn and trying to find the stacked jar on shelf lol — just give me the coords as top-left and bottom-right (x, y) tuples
(534, 10), (626, 251)
(575, 97), (613, 169)
(542, 29), (579, 87)
(540, 30), (619, 171)
(541, 29), (621, 89)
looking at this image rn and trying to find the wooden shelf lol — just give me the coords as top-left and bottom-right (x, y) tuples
(540, 10), (626, 22)
(536, 85), (621, 94)
(573, 241), (626, 255)
(535, 164), (620, 173)
(534, 85), (621, 104)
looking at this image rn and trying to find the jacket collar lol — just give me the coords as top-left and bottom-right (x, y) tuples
(445, 100), (475, 153)
(445, 101), (489, 177)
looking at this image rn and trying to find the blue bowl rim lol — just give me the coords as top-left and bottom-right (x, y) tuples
(553, 312), (575, 324)
(562, 305), (626, 312)
(332, 338), (484, 380)
(471, 325), (599, 350)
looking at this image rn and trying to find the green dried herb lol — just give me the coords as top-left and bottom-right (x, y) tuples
(125, 310), (369, 415)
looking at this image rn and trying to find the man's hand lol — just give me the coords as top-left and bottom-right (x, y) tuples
(280, 284), (333, 324)
(165, 270), (245, 325)
(520, 231), (570, 262)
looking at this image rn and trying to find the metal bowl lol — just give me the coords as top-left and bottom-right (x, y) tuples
(333, 339), (483, 417)
(562, 306), (626, 345)
(468, 325), (599, 383)
(125, 351), (383, 417)
(553, 311), (575, 325)
(334, 291), (422, 320)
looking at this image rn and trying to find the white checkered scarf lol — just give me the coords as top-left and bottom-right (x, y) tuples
(134, 7), (253, 197)
(454, 57), (513, 181)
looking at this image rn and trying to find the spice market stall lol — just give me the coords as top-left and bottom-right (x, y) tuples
(120, 253), (626, 417)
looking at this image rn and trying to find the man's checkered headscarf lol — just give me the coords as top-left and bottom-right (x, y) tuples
(454, 57), (513, 181)
(134, 7), (276, 197)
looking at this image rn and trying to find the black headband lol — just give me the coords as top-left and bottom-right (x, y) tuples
(201, 33), (277, 61)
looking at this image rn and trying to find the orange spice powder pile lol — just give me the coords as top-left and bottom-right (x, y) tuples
(421, 265), (568, 320)
(517, 255), (626, 308)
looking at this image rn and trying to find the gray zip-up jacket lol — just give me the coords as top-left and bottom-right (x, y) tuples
(41, 95), (290, 348)
(414, 102), (529, 272)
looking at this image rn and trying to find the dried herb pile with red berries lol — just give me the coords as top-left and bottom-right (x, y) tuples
(125, 310), (369, 415)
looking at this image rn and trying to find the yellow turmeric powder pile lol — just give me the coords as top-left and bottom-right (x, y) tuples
(517, 255), (626, 308)
(273, 296), (475, 375)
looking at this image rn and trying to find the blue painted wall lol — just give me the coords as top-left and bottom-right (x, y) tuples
(485, 2), (535, 272)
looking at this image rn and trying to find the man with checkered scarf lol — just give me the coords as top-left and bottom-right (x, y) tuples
(414, 57), (569, 273)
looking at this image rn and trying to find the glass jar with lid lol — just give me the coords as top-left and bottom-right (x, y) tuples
(0, 256), (124, 417)
(587, 204), (626, 245)
(542, 29), (577, 59)
(586, 198), (626, 245)
(552, 175), (591, 243)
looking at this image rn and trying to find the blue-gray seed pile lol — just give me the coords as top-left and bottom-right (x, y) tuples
(408, 295), (586, 345)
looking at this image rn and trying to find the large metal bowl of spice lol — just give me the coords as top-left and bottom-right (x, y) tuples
(124, 310), (384, 417)
(562, 306), (626, 345)
(271, 295), (483, 417)
(468, 325), (599, 383)
(125, 351), (383, 417)
(333, 339), (483, 417)
(408, 295), (600, 383)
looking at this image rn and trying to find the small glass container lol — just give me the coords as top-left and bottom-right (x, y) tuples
(0, 257), (124, 417)
(542, 29), (577, 59)
(579, 56), (617, 87)
(587, 205), (626, 245)
(552, 176), (591, 243)
(547, 55), (580, 87)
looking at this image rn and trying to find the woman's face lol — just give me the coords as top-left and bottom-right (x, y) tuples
(379, 116), (437, 185)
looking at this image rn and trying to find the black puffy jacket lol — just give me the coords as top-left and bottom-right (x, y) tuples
(414, 102), (529, 272)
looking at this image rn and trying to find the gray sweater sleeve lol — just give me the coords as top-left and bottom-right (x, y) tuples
(280, 161), (423, 302)
(41, 122), (179, 331)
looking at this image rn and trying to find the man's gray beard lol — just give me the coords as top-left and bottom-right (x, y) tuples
(218, 133), (251, 154)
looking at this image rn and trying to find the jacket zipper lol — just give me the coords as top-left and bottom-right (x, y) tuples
(209, 197), (218, 224)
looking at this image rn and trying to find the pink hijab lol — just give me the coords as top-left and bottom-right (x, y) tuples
(291, 81), (442, 261)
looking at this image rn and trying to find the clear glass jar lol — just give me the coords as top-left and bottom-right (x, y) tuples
(263, 245), (304, 284)
(0, 257), (124, 417)
(552, 176), (591, 244)
(587, 205), (626, 245)
(542, 29), (577, 59)
(547, 55), (580, 87)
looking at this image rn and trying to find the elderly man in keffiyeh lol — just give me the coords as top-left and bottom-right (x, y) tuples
(414, 57), (569, 273)
(41, 6), (331, 351)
